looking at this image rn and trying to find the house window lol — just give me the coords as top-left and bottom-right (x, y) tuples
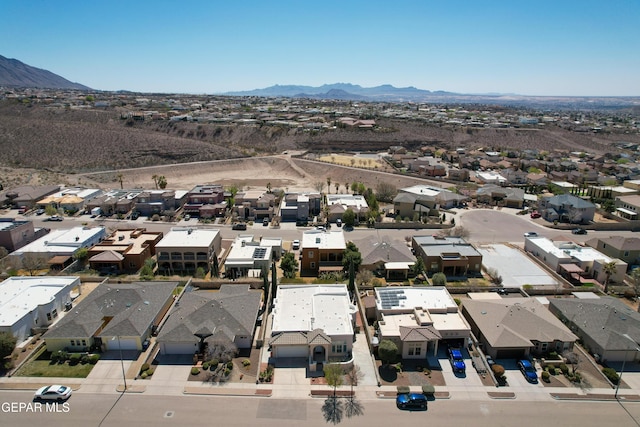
(46, 313), (52, 321)
(541, 342), (548, 352)
(624, 251), (630, 257)
(82, 340), (87, 346)
(332, 342), (346, 353)
(407, 343), (422, 356)
(309, 251), (314, 258)
(310, 262), (316, 269)
(52, 309), (58, 318)
(70, 340), (75, 346)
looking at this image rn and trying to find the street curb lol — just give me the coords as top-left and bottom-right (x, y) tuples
(183, 387), (271, 397)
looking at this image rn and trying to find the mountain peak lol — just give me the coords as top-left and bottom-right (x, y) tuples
(0, 55), (91, 90)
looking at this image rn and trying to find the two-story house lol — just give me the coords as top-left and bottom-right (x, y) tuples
(300, 230), (346, 277)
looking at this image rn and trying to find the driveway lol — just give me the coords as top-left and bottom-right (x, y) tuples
(477, 244), (559, 288)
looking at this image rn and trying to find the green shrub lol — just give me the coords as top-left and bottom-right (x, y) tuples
(541, 371), (550, 382)
(140, 363), (150, 374)
(191, 367), (200, 376)
(89, 354), (100, 364)
(141, 372), (148, 379)
(242, 359), (251, 367)
(202, 362), (210, 370)
(80, 354), (90, 364)
(68, 353), (82, 365)
(226, 361), (234, 369)
(209, 359), (219, 368)
(224, 368), (231, 376)
(57, 351), (69, 363)
(50, 352), (60, 363)
(559, 363), (569, 375)
(602, 367), (620, 384)
(146, 368), (154, 376)
(548, 351), (558, 359)
(491, 364), (505, 377)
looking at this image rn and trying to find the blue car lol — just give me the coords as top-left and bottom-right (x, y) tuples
(518, 359), (538, 383)
(449, 348), (466, 373)
(396, 393), (427, 410)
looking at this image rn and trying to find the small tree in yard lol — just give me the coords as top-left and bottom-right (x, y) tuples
(280, 252), (298, 279)
(324, 363), (344, 398)
(378, 339), (399, 365)
(0, 332), (17, 367)
(342, 208), (356, 228)
(431, 272), (447, 286)
(563, 350), (580, 375)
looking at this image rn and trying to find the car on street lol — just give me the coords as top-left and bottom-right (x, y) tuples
(232, 222), (247, 230)
(572, 228), (587, 235)
(524, 231), (538, 237)
(46, 215), (63, 221)
(35, 208), (45, 215)
(292, 239), (300, 250)
(396, 393), (427, 410)
(448, 348), (466, 373)
(33, 385), (72, 402)
(518, 359), (538, 383)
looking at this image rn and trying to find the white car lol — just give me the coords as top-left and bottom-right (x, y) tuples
(292, 240), (300, 250)
(34, 385), (72, 402)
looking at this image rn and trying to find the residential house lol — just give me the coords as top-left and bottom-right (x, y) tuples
(38, 188), (103, 213)
(0, 219), (48, 252)
(183, 184), (226, 217)
(476, 185), (525, 209)
(549, 297), (640, 362)
(475, 171), (507, 185)
(299, 230), (346, 276)
(43, 281), (177, 352)
(269, 284), (358, 370)
(0, 276), (78, 343)
(412, 235), (482, 277)
(326, 194), (369, 223)
(279, 192), (322, 222)
(354, 235), (415, 280)
(157, 285), (261, 355)
(462, 297), (577, 359)
(394, 185), (467, 218)
(223, 235), (273, 279)
(134, 190), (177, 217)
(155, 227), (221, 276)
(235, 190), (275, 221)
(0, 185), (60, 209)
(524, 236), (627, 284)
(614, 194), (640, 220)
(538, 193), (596, 224)
(87, 228), (163, 274)
(12, 226), (107, 262)
(585, 236), (640, 269)
(448, 168), (470, 182)
(375, 287), (470, 359)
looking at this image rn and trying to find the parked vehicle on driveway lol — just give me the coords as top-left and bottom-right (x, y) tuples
(530, 211), (541, 219)
(449, 348), (466, 373)
(396, 393), (427, 410)
(518, 359), (538, 383)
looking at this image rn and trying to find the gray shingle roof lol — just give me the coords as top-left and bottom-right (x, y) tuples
(157, 285), (261, 345)
(44, 281), (177, 339)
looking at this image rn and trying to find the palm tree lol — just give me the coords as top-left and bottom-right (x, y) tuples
(117, 173), (124, 189)
(152, 174), (159, 189)
(326, 177), (332, 194)
(335, 182), (339, 194)
(603, 261), (618, 294)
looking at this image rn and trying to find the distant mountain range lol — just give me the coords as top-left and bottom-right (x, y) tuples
(223, 83), (457, 102)
(0, 55), (91, 90)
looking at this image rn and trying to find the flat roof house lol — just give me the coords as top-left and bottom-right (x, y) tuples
(375, 287), (470, 359)
(412, 235), (482, 278)
(224, 236), (273, 279)
(0, 219), (48, 252)
(88, 228), (163, 274)
(300, 230), (346, 277)
(12, 226), (107, 259)
(156, 227), (221, 276)
(0, 276), (78, 343)
(269, 284), (357, 371)
(157, 285), (261, 355)
(43, 281), (177, 353)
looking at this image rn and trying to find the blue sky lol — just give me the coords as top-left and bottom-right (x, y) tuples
(1, 1), (638, 96)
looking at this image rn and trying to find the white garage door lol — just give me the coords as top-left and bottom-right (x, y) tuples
(275, 345), (308, 358)
(161, 342), (199, 355)
(109, 338), (138, 351)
